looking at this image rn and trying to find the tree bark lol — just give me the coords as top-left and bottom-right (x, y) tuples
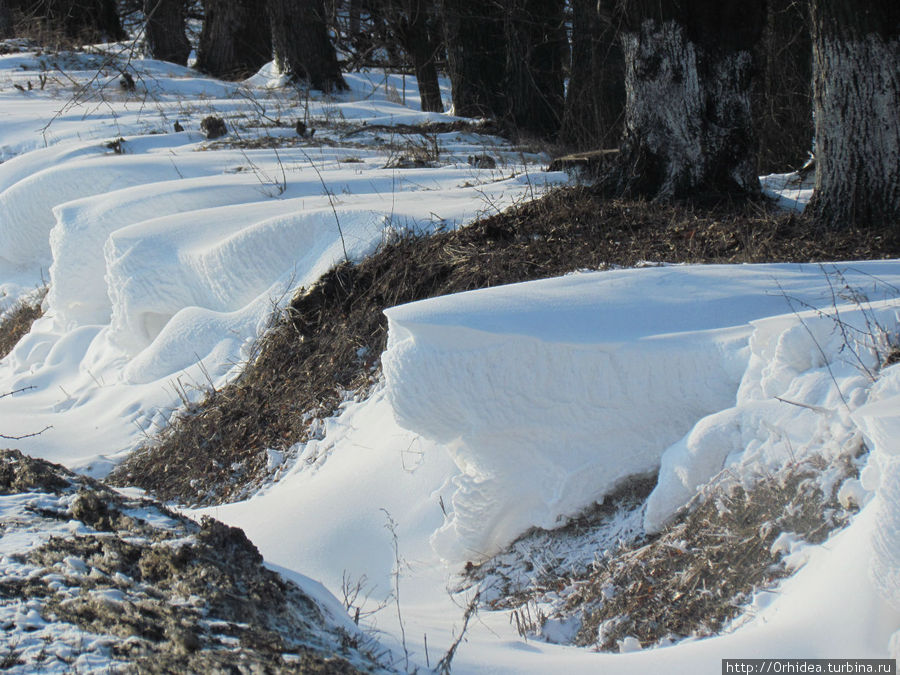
(388, 0), (444, 112)
(440, 0), (506, 118)
(560, 0), (624, 150)
(0, 1), (14, 37)
(604, 0), (765, 201)
(502, 0), (566, 138)
(144, 0), (190, 65)
(807, 0), (900, 229)
(268, 0), (347, 92)
(196, 0), (272, 80)
(753, 0), (813, 173)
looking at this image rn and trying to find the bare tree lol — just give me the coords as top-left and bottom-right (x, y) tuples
(502, 0), (566, 138)
(384, 0), (444, 112)
(143, 0), (190, 65)
(268, 0), (347, 92)
(196, 0), (272, 80)
(753, 0), (813, 174)
(560, 0), (624, 150)
(3, 0), (125, 43)
(807, 0), (900, 229)
(0, 1), (13, 37)
(442, 0), (566, 137)
(440, 0), (506, 119)
(602, 0), (766, 201)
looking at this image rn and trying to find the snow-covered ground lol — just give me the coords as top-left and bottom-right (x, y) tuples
(2, 43), (899, 673)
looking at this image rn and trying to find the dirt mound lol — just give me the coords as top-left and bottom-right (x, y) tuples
(462, 451), (862, 651)
(0, 449), (385, 673)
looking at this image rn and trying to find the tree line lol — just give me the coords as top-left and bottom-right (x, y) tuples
(1, 0), (897, 228)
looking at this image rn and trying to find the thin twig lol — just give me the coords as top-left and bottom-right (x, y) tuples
(0, 426), (52, 440)
(300, 148), (349, 262)
(0, 386), (36, 400)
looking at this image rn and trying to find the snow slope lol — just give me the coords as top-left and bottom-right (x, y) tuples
(2, 43), (900, 673)
(0, 47), (562, 471)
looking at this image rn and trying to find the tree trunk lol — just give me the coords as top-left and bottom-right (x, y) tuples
(807, 0), (900, 229)
(604, 0), (765, 201)
(268, 0), (347, 92)
(144, 0), (190, 65)
(502, 0), (566, 138)
(560, 0), (624, 150)
(440, 0), (506, 118)
(196, 0), (272, 80)
(753, 0), (813, 174)
(389, 0), (443, 112)
(0, 1), (14, 37)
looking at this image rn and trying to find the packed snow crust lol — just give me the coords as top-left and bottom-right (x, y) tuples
(2, 43), (900, 673)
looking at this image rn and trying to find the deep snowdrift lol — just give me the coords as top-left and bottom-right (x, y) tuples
(383, 262), (900, 561)
(0, 48), (561, 470)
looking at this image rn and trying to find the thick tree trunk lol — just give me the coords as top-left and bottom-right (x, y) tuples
(268, 0), (347, 92)
(807, 0), (900, 229)
(390, 0), (443, 112)
(440, 0), (506, 118)
(605, 0), (765, 201)
(753, 0), (813, 173)
(196, 0), (272, 80)
(560, 0), (624, 150)
(502, 0), (566, 138)
(144, 0), (190, 65)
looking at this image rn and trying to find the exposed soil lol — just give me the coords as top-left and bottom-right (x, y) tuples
(0, 448), (384, 673)
(109, 188), (900, 506)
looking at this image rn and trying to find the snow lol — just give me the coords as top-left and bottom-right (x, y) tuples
(0, 47), (562, 470)
(383, 263), (900, 559)
(2, 42), (900, 673)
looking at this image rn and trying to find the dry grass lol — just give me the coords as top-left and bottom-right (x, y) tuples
(109, 188), (900, 505)
(0, 288), (47, 360)
(567, 453), (861, 650)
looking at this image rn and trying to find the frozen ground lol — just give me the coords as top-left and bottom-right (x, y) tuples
(1, 42), (900, 673)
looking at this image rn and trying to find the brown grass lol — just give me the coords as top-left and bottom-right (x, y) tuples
(0, 288), (47, 360)
(108, 188), (900, 505)
(568, 453), (860, 650)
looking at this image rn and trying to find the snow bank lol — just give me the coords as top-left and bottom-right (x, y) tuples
(646, 300), (899, 532)
(853, 362), (900, 653)
(383, 262), (900, 562)
(0, 50), (561, 470)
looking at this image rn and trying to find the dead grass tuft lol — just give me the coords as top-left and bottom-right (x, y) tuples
(109, 188), (900, 505)
(0, 288), (47, 360)
(568, 453), (861, 650)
